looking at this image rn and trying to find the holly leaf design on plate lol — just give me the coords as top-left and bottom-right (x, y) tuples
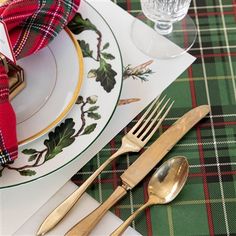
(19, 170), (36, 176)
(87, 112), (101, 120)
(68, 13), (97, 35)
(102, 42), (110, 50)
(88, 106), (99, 112)
(79, 40), (93, 58)
(44, 119), (76, 162)
(82, 123), (97, 135)
(0, 95), (102, 177)
(101, 52), (115, 60)
(28, 154), (38, 162)
(22, 149), (37, 155)
(96, 58), (117, 93)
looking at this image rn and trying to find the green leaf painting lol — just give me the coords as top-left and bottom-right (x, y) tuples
(67, 13), (97, 34)
(28, 154), (38, 162)
(22, 149), (37, 155)
(19, 170), (37, 176)
(87, 112), (101, 120)
(96, 59), (117, 92)
(88, 106), (99, 112)
(79, 40), (93, 58)
(102, 42), (110, 50)
(1, 95), (101, 177)
(44, 119), (76, 161)
(101, 52), (115, 60)
(68, 13), (117, 93)
(82, 124), (97, 135)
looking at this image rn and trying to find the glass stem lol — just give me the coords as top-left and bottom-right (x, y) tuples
(154, 21), (173, 35)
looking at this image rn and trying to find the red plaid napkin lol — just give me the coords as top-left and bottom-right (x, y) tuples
(0, 0), (80, 165)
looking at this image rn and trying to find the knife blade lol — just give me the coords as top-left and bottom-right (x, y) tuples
(65, 105), (210, 236)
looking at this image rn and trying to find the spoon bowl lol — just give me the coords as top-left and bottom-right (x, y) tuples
(148, 156), (189, 204)
(110, 156), (189, 236)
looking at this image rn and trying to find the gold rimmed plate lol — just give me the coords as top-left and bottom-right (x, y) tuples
(12, 28), (84, 146)
(1, 1), (123, 189)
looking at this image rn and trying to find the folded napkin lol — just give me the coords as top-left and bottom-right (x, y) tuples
(0, 0), (80, 165)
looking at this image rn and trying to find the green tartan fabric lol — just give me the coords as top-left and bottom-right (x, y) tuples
(71, 1), (236, 235)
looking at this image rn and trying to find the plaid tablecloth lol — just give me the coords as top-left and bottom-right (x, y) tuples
(71, 1), (236, 235)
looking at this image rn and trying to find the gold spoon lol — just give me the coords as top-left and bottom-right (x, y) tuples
(110, 156), (189, 236)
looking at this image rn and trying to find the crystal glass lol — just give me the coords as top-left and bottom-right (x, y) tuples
(131, 0), (197, 58)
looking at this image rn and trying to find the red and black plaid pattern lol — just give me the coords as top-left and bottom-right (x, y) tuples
(0, 0), (80, 164)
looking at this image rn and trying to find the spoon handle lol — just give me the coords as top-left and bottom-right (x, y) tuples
(110, 201), (152, 236)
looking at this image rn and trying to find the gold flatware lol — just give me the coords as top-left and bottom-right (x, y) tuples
(65, 105), (210, 236)
(110, 156), (189, 236)
(37, 96), (174, 236)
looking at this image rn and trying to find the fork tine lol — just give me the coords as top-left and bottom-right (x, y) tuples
(131, 96), (166, 136)
(140, 100), (174, 143)
(130, 96), (161, 133)
(135, 97), (168, 136)
(139, 99), (171, 140)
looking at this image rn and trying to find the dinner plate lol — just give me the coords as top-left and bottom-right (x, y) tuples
(0, 1), (123, 188)
(12, 28), (84, 145)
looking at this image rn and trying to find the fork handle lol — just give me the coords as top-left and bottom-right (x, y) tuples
(37, 148), (127, 236)
(65, 186), (127, 236)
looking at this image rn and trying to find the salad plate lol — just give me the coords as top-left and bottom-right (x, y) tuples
(13, 28), (84, 145)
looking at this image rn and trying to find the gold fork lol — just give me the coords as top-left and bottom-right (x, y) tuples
(37, 96), (174, 236)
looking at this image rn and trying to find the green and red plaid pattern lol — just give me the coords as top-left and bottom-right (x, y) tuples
(0, 0), (80, 165)
(72, 1), (236, 235)
(0, 0), (80, 59)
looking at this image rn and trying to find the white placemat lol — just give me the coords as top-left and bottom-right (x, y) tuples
(15, 181), (141, 236)
(1, 0), (195, 235)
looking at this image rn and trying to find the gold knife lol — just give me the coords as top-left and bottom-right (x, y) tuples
(64, 105), (210, 236)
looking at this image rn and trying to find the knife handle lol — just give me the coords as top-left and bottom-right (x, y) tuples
(65, 185), (127, 236)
